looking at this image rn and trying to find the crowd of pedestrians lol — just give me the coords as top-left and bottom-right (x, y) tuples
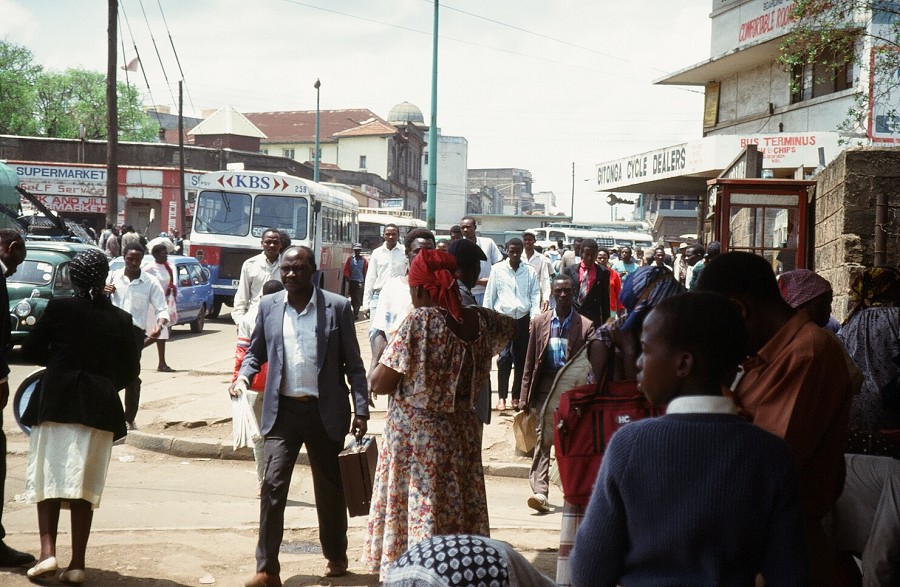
(1, 214), (899, 586)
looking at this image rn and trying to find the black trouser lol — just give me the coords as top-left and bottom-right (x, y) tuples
(348, 280), (363, 318)
(257, 396), (347, 575)
(123, 325), (144, 424)
(497, 315), (531, 402)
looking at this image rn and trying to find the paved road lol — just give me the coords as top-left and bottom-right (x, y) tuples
(0, 309), (564, 585)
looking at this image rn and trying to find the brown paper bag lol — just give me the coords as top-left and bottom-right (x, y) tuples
(513, 409), (537, 454)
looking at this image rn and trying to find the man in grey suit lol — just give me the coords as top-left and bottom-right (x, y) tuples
(230, 246), (369, 587)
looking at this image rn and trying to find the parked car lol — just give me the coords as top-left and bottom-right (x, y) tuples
(107, 255), (214, 333)
(7, 241), (101, 345)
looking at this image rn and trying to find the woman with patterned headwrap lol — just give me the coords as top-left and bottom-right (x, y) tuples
(19, 248), (139, 583)
(363, 249), (515, 579)
(554, 264), (684, 587)
(838, 266), (900, 432)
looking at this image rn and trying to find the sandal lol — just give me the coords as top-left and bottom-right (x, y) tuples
(157, 365), (176, 373)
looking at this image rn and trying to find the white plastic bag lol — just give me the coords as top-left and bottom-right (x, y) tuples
(231, 389), (261, 450)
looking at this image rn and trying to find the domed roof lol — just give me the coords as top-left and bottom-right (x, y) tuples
(387, 101), (424, 125)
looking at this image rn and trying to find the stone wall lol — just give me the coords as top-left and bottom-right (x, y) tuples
(814, 148), (900, 321)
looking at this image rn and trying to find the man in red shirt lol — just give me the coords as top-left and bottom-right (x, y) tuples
(597, 247), (623, 316)
(562, 239), (610, 326)
(697, 251), (852, 585)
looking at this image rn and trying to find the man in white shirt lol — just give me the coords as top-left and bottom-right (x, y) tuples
(484, 238), (541, 411)
(522, 230), (551, 311)
(231, 246), (368, 586)
(459, 215), (502, 305)
(232, 229), (283, 325)
(105, 242), (169, 429)
(361, 223), (408, 365)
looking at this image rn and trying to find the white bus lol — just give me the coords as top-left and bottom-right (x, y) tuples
(358, 207), (426, 253)
(189, 170), (357, 316)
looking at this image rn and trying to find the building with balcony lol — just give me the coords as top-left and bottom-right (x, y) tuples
(592, 0), (897, 210)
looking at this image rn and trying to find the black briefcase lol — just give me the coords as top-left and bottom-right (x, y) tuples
(338, 436), (378, 517)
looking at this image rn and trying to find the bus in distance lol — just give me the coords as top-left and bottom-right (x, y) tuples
(189, 170), (357, 316)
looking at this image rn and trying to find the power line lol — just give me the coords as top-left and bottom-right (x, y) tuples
(275, 0), (659, 82)
(155, 0), (197, 115)
(137, 0), (177, 107)
(432, 0), (672, 75)
(119, 2), (164, 129)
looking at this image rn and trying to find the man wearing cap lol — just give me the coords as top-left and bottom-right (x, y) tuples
(343, 244), (368, 320)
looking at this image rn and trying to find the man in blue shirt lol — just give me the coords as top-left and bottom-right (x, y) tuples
(518, 275), (593, 513)
(611, 246), (639, 284)
(342, 243), (368, 319)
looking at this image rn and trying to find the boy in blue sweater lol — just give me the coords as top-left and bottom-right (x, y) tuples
(570, 292), (808, 586)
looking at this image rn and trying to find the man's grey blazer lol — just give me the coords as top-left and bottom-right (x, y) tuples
(239, 288), (369, 442)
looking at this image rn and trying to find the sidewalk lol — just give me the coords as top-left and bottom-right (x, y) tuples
(120, 317), (534, 479)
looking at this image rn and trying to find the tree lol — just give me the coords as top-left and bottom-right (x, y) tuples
(0, 40), (159, 142)
(34, 68), (159, 142)
(779, 1), (900, 141)
(0, 41), (42, 135)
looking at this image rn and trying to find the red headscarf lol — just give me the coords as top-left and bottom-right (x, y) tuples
(407, 249), (463, 323)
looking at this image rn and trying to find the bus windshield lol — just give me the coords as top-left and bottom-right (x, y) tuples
(194, 191), (252, 236)
(251, 194), (309, 240)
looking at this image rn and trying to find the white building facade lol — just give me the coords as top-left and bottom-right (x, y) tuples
(429, 134), (469, 229)
(594, 0), (898, 199)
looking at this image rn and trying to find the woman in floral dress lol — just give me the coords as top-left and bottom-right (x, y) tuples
(363, 249), (514, 579)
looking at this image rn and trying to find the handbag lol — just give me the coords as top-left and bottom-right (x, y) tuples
(512, 409), (537, 454)
(553, 341), (661, 506)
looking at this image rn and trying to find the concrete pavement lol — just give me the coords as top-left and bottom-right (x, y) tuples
(101, 314), (534, 479)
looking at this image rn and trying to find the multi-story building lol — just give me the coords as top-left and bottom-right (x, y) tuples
(596, 0), (897, 240)
(425, 134), (469, 229)
(467, 168), (534, 215)
(244, 104), (426, 216)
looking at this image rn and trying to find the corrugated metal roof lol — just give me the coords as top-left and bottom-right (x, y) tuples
(243, 109), (389, 143)
(332, 119), (397, 138)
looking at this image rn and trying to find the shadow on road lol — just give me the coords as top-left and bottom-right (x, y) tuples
(284, 571), (380, 586)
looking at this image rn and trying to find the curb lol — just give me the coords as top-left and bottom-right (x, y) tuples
(125, 431), (530, 479)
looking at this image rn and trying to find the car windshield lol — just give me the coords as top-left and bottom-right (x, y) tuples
(10, 260), (55, 286)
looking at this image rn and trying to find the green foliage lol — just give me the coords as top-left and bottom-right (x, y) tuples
(0, 41), (42, 135)
(0, 40), (160, 142)
(779, 0), (900, 139)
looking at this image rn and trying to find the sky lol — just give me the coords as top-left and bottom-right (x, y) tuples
(1, 0), (713, 222)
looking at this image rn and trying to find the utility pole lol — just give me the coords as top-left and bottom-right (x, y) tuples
(425, 0), (439, 230)
(106, 0), (119, 228)
(570, 161), (575, 218)
(178, 81), (186, 236)
(314, 78), (321, 183)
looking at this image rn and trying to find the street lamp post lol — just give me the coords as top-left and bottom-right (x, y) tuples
(314, 78), (321, 183)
